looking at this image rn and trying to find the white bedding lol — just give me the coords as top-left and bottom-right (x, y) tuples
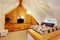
(31, 25), (57, 35)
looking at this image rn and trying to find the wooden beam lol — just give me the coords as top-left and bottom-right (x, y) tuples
(28, 29), (60, 40)
(19, 0), (23, 7)
(28, 29), (47, 40)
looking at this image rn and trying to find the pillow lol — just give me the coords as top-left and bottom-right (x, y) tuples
(41, 22), (55, 27)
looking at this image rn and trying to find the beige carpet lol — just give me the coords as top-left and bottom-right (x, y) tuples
(0, 30), (27, 40)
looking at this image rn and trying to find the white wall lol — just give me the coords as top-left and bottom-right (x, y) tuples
(0, 0), (19, 30)
(0, 2), (5, 30)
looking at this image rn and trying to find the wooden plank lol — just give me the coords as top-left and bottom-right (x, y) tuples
(43, 30), (60, 40)
(28, 29), (47, 40)
(28, 29), (60, 40)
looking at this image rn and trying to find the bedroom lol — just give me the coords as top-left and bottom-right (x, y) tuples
(0, 0), (60, 40)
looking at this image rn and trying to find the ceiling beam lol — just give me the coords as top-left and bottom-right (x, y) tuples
(19, 0), (23, 7)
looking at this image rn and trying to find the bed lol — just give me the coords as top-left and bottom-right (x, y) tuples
(27, 24), (60, 40)
(28, 29), (60, 40)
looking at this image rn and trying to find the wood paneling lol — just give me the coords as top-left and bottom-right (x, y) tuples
(5, 6), (37, 32)
(19, 0), (23, 7)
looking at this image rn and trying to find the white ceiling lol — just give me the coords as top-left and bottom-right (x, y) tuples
(0, 0), (19, 14)
(48, 0), (60, 25)
(23, 0), (54, 24)
(0, 0), (60, 25)
(23, 0), (60, 25)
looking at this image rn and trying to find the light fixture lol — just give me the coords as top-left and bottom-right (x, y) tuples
(26, 10), (31, 14)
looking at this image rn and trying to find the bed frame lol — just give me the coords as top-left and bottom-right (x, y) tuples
(28, 29), (60, 40)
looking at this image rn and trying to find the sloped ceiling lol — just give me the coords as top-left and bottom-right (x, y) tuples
(0, 0), (19, 14)
(23, 0), (55, 24)
(0, 0), (60, 25)
(23, 0), (60, 25)
(48, 0), (60, 25)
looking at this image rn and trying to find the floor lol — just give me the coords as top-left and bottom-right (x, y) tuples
(0, 30), (27, 40)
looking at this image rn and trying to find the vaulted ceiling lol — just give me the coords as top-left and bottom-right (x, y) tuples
(48, 0), (60, 25)
(0, 0), (60, 25)
(23, 0), (60, 25)
(0, 0), (19, 14)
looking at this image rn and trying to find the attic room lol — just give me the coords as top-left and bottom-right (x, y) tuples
(0, 0), (60, 40)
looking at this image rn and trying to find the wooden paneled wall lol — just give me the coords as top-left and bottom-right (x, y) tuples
(5, 6), (37, 32)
